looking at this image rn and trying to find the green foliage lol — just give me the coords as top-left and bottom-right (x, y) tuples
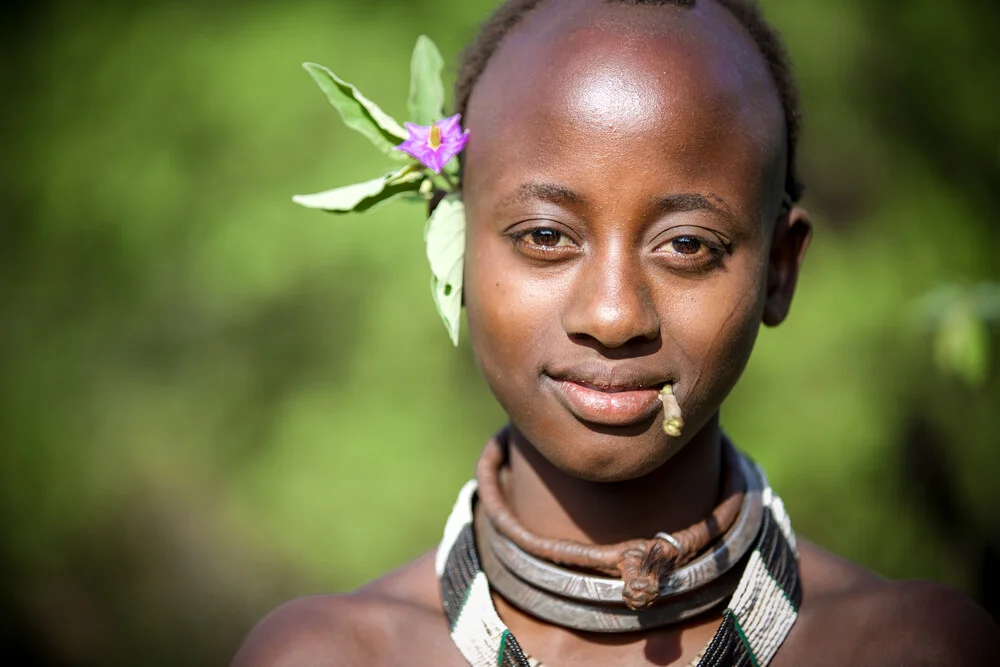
(425, 195), (467, 346)
(302, 62), (409, 158)
(296, 35), (466, 345)
(917, 282), (1000, 387)
(408, 35), (447, 126)
(934, 304), (990, 387)
(293, 166), (423, 213)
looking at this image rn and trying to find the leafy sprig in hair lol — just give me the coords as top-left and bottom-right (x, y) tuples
(293, 36), (468, 345)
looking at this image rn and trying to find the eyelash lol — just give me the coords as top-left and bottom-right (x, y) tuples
(508, 227), (727, 270)
(656, 235), (727, 270)
(508, 227), (578, 256)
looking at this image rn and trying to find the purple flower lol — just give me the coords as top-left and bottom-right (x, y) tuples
(395, 114), (470, 174)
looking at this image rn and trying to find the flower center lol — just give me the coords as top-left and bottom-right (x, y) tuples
(427, 124), (442, 151)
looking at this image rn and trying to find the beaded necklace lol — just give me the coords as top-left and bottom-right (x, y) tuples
(436, 444), (801, 667)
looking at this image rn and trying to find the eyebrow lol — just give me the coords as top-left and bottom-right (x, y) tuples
(652, 192), (736, 224)
(497, 183), (738, 225)
(498, 182), (586, 209)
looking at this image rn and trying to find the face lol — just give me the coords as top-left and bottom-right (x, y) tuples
(462, 0), (810, 482)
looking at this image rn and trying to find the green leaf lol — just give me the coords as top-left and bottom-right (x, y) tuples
(292, 168), (423, 213)
(933, 302), (990, 387)
(302, 62), (408, 158)
(407, 36), (445, 127)
(973, 281), (1000, 321)
(913, 284), (962, 330)
(424, 195), (466, 345)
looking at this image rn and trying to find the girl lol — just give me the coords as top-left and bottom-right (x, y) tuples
(235, 0), (998, 664)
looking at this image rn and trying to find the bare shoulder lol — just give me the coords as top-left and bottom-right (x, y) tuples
(232, 550), (466, 667)
(775, 540), (1000, 666)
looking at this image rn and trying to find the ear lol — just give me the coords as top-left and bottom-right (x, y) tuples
(763, 206), (812, 327)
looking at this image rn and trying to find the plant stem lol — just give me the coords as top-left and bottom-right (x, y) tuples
(436, 169), (458, 191)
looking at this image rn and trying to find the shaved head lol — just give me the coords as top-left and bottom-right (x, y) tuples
(465, 0), (788, 226)
(456, 0), (801, 203)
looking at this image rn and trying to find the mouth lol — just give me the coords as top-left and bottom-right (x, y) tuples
(568, 378), (668, 393)
(543, 372), (674, 427)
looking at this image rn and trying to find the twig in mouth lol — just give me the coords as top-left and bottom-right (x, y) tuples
(658, 384), (684, 437)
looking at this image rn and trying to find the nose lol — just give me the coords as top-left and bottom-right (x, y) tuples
(562, 247), (660, 349)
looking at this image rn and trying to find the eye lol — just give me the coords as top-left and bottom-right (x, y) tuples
(508, 225), (578, 258)
(523, 228), (574, 248)
(653, 231), (727, 272)
(669, 236), (704, 255)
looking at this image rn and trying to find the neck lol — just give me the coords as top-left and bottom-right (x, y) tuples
(503, 414), (724, 546)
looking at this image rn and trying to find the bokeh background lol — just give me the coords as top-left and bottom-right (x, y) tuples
(2, 0), (999, 664)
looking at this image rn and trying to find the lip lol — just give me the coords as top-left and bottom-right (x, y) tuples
(544, 375), (667, 427)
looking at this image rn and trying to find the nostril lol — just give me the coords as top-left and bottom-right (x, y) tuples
(566, 331), (663, 359)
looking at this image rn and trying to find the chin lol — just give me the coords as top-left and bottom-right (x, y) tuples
(519, 416), (688, 483)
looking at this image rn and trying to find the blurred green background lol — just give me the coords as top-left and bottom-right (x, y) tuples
(2, 0), (998, 664)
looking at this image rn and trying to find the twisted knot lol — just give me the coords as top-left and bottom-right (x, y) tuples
(618, 542), (677, 610)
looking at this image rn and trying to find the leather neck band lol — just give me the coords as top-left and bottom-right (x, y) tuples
(475, 430), (746, 610)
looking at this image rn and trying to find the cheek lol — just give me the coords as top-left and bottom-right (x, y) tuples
(667, 258), (768, 412)
(463, 232), (557, 400)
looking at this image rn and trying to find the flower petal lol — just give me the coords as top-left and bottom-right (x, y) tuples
(425, 149), (448, 174)
(396, 143), (432, 167)
(403, 122), (431, 142)
(440, 130), (470, 154)
(395, 116), (470, 173)
(437, 113), (463, 137)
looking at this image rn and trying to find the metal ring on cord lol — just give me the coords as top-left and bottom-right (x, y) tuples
(655, 531), (686, 560)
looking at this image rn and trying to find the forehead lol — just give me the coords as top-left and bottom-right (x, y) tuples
(463, 0), (786, 217)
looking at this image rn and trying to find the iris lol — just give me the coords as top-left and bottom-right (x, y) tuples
(395, 113), (470, 174)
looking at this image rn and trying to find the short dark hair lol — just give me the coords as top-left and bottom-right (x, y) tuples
(455, 0), (804, 204)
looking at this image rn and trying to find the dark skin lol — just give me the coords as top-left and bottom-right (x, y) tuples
(234, 1), (1000, 665)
